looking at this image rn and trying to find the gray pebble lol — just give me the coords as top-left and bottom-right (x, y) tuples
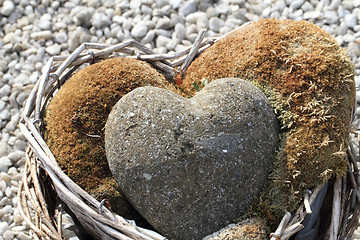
(303, 10), (321, 19)
(0, 85), (11, 99)
(156, 17), (172, 30)
(344, 14), (358, 28)
(179, 1), (197, 16)
(0, 1), (15, 16)
(73, 6), (94, 28)
(209, 17), (225, 32)
(342, 34), (356, 42)
(229, 0), (245, 4)
(91, 12), (111, 29)
(170, 12), (185, 25)
(166, 38), (179, 50)
(337, 6), (349, 18)
(289, 0), (305, 10)
(7, 151), (24, 163)
(3, 229), (14, 240)
(14, 140), (27, 151)
(154, 29), (172, 37)
(0, 109), (11, 121)
(169, 0), (183, 9)
(30, 30), (52, 41)
(156, 35), (171, 48)
(45, 44), (61, 55)
(16, 232), (33, 240)
(131, 22), (148, 38)
(342, 0), (355, 10)
(141, 30), (156, 44)
(174, 23), (186, 41)
(54, 31), (68, 44)
(156, 0), (168, 8)
(301, 1), (314, 11)
(38, 13), (52, 30)
(324, 11), (338, 24)
(0, 100), (6, 112)
(141, 5), (152, 15)
(0, 222), (9, 235)
(130, 0), (141, 9)
(0, 157), (12, 173)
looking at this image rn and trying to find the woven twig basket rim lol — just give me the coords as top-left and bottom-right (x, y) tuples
(18, 23), (360, 240)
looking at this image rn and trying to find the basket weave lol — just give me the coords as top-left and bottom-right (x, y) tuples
(18, 25), (360, 240)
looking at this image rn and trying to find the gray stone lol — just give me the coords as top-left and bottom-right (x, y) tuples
(0, 85), (11, 98)
(0, 221), (9, 236)
(72, 6), (94, 28)
(3, 229), (14, 240)
(38, 13), (51, 30)
(179, 1), (197, 16)
(344, 14), (358, 28)
(91, 12), (111, 29)
(0, 157), (12, 173)
(130, 0), (141, 9)
(174, 23), (186, 41)
(105, 78), (279, 240)
(30, 30), (52, 41)
(14, 139), (27, 151)
(0, 100), (6, 111)
(156, 17), (172, 30)
(156, 35), (171, 48)
(303, 10), (321, 19)
(131, 22), (148, 38)
(169, 0), (182, 9)
(0, 1), (15, 16)
(229, 0), (245, 4)
(45, 44), (61, 55)
(301, 1), (314, 11)
(289, 0), (305, 10)
(324, 11), (338, 24)
(209, 17), (225, 32)
(141, 5), (152, 15)
(156, 0), (168, 8)
(8, 151), (24, 163)
(54, 31), (68, 44)
(141, 30), (156, 45)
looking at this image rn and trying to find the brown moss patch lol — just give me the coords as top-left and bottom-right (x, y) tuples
(45, 57), (174, 221)
(183, 18), (355, 220)
(206, 218), (268, 240)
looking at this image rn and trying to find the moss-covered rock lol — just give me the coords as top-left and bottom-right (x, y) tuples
(45, 57), (175, 223)
(182, 18), (355, 221)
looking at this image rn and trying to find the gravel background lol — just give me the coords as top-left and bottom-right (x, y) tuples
(0, 0), (359, 239)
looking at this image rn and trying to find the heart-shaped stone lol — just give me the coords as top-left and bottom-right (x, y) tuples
(105, 78), (279, 239)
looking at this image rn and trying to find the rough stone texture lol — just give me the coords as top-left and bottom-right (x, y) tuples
(105, 78), (279, 239)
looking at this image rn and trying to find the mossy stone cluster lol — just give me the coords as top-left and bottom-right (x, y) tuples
(44, 57), (174, 222)
(183, 18), (355, 218)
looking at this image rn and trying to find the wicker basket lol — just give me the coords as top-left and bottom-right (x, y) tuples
(18, 25), (360, 240)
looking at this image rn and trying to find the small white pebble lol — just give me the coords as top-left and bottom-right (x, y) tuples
(3, 229), (14, 240)
(11, 225), (27, 232)
(17, 232), (32, 240)
(0, 181), (6, 192)
(5, 187), (12, 198)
